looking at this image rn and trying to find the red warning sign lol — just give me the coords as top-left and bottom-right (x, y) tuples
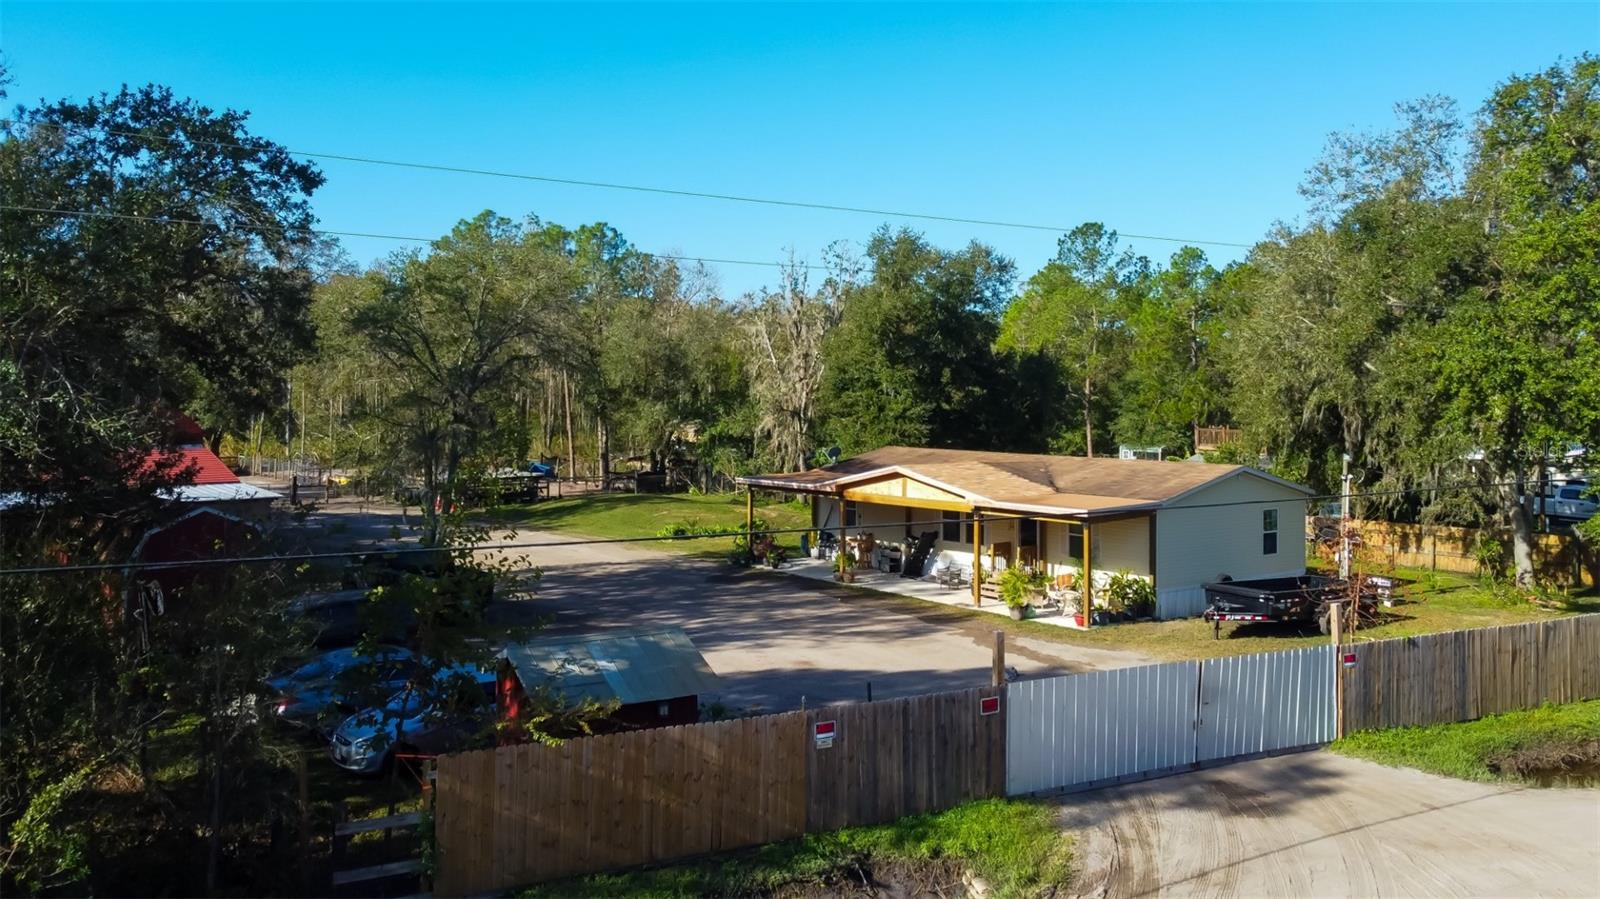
(1342, 652), (1358, 669)
(814, 720), (836, 748)
(979, 696), (1000, 716)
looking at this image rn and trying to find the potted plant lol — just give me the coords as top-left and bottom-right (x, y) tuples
(1104, 570), (1156, 621)
(834, 549), (856, 583)
(998, 567), (1048, 620)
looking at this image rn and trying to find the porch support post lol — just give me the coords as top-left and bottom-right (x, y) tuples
(745, 488), (754, 549)
(1147, 512), (1157, 589)
(971, 511), (983, 606)
(837, 491), (847, 558)
(1082, 520), (1093, 629)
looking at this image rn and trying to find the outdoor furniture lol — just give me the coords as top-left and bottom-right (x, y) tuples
(935, 562), (968, 590)
(1046, 573), (1082, 614)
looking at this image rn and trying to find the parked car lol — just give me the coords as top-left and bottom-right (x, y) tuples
(1534, 481), (1595, 527)
(329, 665), (497, 774)
(265, 645), (421, 735)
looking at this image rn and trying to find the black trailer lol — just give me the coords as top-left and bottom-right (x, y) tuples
(1201, 574), (1374, 638)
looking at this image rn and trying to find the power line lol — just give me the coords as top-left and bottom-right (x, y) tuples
(0, 478), (1529, 576)
(18, 121), (1255, 249)
(0, 204), (831, 272)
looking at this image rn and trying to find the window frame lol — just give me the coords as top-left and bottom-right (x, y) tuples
(1262, 508), (1279, 556)
(941, 511), (962, 542)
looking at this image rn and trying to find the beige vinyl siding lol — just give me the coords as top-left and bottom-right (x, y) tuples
(1154, 472), (1308, 618)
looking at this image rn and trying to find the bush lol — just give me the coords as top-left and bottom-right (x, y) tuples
(1103, 570), (1155, 617)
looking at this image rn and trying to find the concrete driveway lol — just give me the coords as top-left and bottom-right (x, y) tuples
(1060, 752), (1600, 898)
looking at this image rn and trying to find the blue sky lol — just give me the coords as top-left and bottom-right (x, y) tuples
(4, 2), (1595, 296)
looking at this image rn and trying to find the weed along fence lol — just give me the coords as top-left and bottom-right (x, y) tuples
(432, 616), (1600, 896)
(1341, 614), (1600, 731)
(433, 687), (1005, 896)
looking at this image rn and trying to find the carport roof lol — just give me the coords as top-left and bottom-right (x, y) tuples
(737, 446), (1311, 517)
(500, 628), (720, 706)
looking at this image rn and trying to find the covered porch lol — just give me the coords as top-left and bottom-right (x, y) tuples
(740, 468), (1157, 627)
(780, 551), (1095, 628)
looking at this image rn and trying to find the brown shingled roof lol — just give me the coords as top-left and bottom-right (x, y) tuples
(737, 446), (1310, 517)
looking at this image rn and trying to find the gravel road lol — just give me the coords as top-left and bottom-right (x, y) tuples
(1060, 751), (1600, 898)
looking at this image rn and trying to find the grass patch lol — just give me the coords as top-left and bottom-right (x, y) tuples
(805, 566), (1596, 663)
(482, 492), (812, 560)
(518, 799), (1070, 898)
(1331, 700), (1600, 784)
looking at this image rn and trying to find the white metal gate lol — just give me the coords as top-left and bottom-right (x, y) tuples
(1196, 645), (1335, 761)
(1006, 646), (1337, 795)
(1006, 660), (1198, 795)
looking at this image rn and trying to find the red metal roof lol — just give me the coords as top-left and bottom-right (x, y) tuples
(140, 446), (239, 486)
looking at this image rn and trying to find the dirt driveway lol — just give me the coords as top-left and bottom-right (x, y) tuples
(269, 489), (1152, 713)
(1060, 752), (1600, 898)
(490, 540), (1151, 713)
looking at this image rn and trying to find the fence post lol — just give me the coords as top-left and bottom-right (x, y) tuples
(991, 630), (1005, 687)
(1329, 600), (1346, 739)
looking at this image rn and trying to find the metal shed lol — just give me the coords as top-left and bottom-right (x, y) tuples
(498, 628), (720, 734)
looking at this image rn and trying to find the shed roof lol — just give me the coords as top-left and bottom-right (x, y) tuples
(737, 445), (1311, 518)
(501, 628), (720, 707)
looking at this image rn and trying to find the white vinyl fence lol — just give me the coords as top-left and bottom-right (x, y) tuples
(1006, 645), (1336, 795)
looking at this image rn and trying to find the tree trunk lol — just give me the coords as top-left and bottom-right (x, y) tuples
(1498, 479), (1537, 585)
(597, 416), (611, 489)
(1082, 379), (1095, 458)
(562, 371), (576, 480)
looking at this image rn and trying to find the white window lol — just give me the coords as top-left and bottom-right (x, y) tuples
(1263, 509), (1279, 555)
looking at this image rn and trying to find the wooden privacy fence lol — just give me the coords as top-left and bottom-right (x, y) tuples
(805, 687), (1007, 832)
(434, 686), (1004, 896)
(435, 617), (1600, 895)
(1341, 614), (1600, 732)
(1323, 518), (1596, 585)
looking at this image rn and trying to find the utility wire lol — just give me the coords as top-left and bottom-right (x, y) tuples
(0, 204), (831, 271)
(17, 121), (1255, 249)
(0, 478), (1532, 576)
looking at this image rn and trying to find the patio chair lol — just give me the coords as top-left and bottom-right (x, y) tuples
(934, 561), (969, 590)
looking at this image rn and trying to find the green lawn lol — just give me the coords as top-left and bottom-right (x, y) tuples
(813, 566), (1597, 662)
(518, 799), (1071, 899)
(1331, 700), (1600, 785)
(482, 491), (812, 560)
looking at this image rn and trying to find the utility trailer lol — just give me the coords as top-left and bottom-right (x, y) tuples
(1201, 574), (1377, 639)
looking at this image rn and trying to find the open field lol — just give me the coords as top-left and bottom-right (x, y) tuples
(517, 798), (1071, 899)
(1332, 699), (1600, 785)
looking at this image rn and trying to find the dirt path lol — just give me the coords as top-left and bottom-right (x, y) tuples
(1060, 752), (1600, 898)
